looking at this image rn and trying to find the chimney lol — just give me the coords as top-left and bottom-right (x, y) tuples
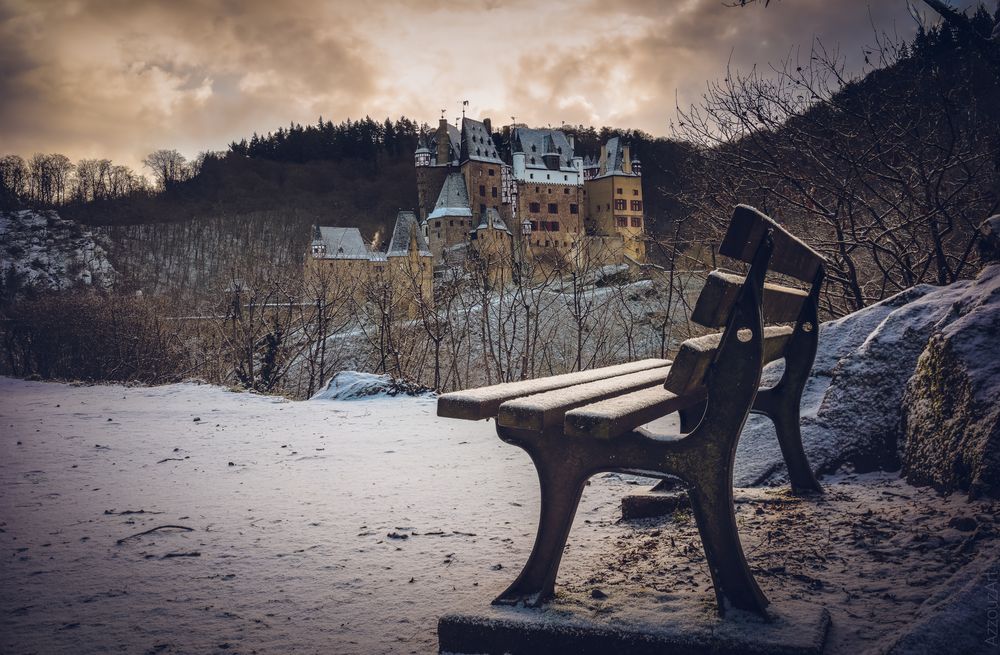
(568, 135), (575, 151)
(483, 117), (492, 134)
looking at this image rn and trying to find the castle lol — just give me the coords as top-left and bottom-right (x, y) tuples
(307, 116), (647, 306)
(415, 117), (647, 273)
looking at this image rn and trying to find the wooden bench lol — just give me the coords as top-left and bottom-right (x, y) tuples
(438, 205), (825, 616)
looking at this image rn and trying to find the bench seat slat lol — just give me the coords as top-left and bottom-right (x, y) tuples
(564, 386), (706, 440)
(664, 325), (793, 396)
(720, 205), (824, 282)
(437, 358), (671, 421)
(497, 366), (672, 432)
(692, 271), (808, 328)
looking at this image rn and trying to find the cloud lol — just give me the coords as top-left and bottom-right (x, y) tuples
(0, 0), (379, 169)
(0, 0), (987, 170)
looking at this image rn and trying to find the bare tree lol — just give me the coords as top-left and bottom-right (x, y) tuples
(143, 149), (189, 191)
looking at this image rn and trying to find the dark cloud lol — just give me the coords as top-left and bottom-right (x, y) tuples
(0, 0), (989, 171)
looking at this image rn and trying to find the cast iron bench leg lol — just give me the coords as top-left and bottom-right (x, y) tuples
(686, 466), (769, 614)
(493, 441), (589, 608)
(752, 272), (824, 495)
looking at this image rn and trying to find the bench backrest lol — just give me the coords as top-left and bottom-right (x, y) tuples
(664, 205), (824, 396)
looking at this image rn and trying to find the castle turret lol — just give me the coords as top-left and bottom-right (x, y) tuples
(415, 135), (431, 167)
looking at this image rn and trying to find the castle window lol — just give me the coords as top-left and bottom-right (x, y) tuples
(535, 187), (540, 192)
(564, 175), (568, 181)
(449, 220), (454, 226)
(564, 188), (570, 194)
(546, 174), (550, 180)
(530, 173), (534, 179)
(530, 221), (538, 231)
(631, 216), (642, 228)
(547, 203), (558, 214)
(616, 216), (627, 227)
(488, 168), (495, 176)
(529, 202), (541, 213)
(435, 221), (441, 228)
(616, 188), (623, 195)
(631, 200), (643, 211)
(549, 221), (560, 231)
(614, 199), (626, 210)
(570, 204), (579, 214)
(632, 189), (639, 196)
(480, 204), (486, 215)
(530, 157), (535, 164)
(479, 185), (486, 196)
(547, 188), (552, 194)
(491, 187), (497, 198)
(531, 145), (536, 152)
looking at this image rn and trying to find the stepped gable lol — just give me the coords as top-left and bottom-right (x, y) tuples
(387, 210), (432, 257)
(597, 136), (636, 177)
(313, 226), (372, 260)
(475, 207), (511, 234)
(460, 118), (503, 164)
(428, 172), (473, 220)
(511, 127), (577, 172)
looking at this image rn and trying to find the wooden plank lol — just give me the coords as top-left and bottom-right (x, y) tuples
(691, 271), (808, 328)
(664, 325), (793, 396)
(564, 386), (706, 440)
(719, 205), (824, 282)
(437, 358), (671, 421)
(497, 366), (672, 432)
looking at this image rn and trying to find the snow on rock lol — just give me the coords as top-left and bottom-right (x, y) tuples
(0, 210), (115, 293)
(310, 370), (433, 400)
(902, 265), (1000, 498)
(736, 264), (1000, 491)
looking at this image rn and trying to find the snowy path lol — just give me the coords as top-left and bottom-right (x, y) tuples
(0, 378), (647, 654)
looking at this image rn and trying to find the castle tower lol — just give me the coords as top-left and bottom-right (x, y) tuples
(425, 172), (473, 265)
(583, 137), (646, 263)
(386, 210), (434, 314)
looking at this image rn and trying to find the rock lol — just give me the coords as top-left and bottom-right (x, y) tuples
(977, 215), (1000, 263)
(310, 371), (433, 400)
(901, 266), (1000, 499)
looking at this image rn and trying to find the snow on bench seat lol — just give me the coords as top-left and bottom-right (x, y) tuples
(497, 366), (672, 432)
(665, 325), (794, 396)
(437, 358), (671, 421)
(564, 385), (707, 440)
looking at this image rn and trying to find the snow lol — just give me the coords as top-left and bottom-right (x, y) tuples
(2, 374), (998, 653)
(0, 210), (115, 293)
(310, 371), (433, 401)
(0, 377), (636, 654)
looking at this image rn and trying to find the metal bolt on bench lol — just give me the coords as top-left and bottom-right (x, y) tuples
(437, 205), (826, 617)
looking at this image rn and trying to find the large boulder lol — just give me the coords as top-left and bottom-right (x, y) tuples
(736, 259), (1000, 497)
(901, 231), (1000, 498)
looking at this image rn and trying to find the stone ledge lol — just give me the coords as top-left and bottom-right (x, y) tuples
(438, 598), (830, 655)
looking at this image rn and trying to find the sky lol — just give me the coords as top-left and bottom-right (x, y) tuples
(0, 0), (984, 172)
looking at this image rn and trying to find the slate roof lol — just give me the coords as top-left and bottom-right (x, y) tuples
(461, 118), (503, 164)
(511, 127), (577, 172)
(387, 210), (432, 258)
(427, 172), (472, 220)
(430, 124), (462, 164)
(313, 226), (372, 260)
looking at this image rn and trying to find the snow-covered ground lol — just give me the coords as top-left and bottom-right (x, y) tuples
(0, 377), (648, 654)
(3, 377), (997, 654)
